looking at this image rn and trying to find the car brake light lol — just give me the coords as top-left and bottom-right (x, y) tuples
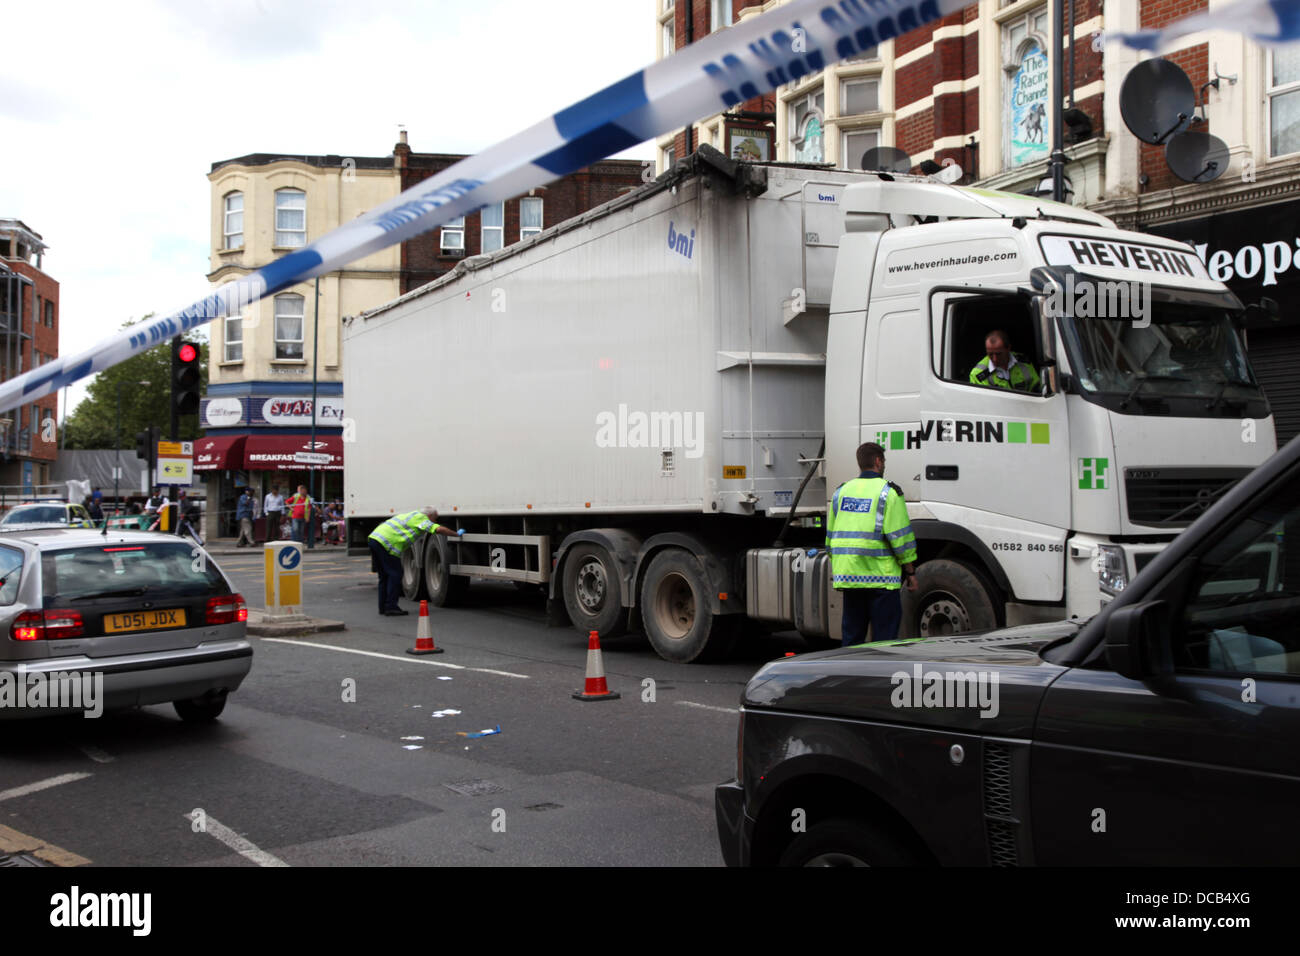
(11, 609), (85, 641)
(206, 593), (248, 625)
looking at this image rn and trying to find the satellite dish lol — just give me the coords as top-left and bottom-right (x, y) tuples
(1166, 131), (1231, 183)
(1120, 59), (1195, 145)
(860, 146), (913, 173)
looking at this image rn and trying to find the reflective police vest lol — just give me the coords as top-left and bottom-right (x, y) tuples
(969, 353), (1041, 391)
(827, 477), (918, 589)
(368, 511), (439, 556)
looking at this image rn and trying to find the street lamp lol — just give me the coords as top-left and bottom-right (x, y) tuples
(115, 380), (151, 515)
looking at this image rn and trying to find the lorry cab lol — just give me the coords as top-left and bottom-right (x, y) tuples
(825, 179), (1275, 637)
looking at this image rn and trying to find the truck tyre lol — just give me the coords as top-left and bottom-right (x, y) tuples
(778, 817), (921, 867)
(900, 558), (998, 639)
(423, 535), (469, 608)
(639, 548), (732, 663)
(562, 544), (626, 639)
(401, 544), (429, 601)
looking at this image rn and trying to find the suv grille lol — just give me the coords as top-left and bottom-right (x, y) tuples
(983, 742), (1019, 867)
(1125, 468), (1250, 526)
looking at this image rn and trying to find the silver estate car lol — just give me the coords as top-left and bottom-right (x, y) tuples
(0, 529), (252, 722)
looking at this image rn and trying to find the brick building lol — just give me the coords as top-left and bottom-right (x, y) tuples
(660, 0), (1300, 442)
(395, 134), (644, 294)
(0, 219), (59, 492)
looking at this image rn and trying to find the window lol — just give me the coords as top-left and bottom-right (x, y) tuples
(662, 145), (676, 169)
(841, 78), (880, 116)
(520, 198), (543, 240)
(43, 300), (53, 327)
(223, 192), (244, 250)
(663, 18), (675, 55)
(845, 46), (879, 63)
(224, 315), (243, 363)
(441, 215), (465, 252)
(938, 294), (1045, 394)
(1176, 471), (1300, 675)
(274, 189), (306, 247)
(1003, 6), (1051, 168)
(842, 129), (881, 170)
(1269, 48), (1300, 158)
(273, 294), (305, 360)
(790, 89), (825, 163)
(481, 203), (504, 253)
(711, 0), (731, 32)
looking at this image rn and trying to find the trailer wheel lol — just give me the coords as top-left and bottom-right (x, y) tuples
(423, 535), (469, 608)
(640, 548), (732, 663)
(401, 544), (429, 601)
(900, 559), (998, 639)
(562, 544), (626, 639)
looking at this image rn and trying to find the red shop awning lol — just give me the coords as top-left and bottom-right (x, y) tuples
(243, 434), (344, 471)
(193, 435), (247, 471)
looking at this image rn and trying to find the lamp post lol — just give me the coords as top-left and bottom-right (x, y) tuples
(115, 379), (151, 516)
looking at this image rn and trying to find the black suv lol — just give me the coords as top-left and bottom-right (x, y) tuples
(717, 434), (1300, 866)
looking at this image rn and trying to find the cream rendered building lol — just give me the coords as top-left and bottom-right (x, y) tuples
(200, 151), (401, 534)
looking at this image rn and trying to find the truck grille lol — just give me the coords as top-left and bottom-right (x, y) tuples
(983, 743), (1019, 867)
(1124, 468), (1250, 526)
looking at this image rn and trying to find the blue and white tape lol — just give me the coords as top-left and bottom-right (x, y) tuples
(0, 0), (966, 414)
(1114, 0), (1300, 50)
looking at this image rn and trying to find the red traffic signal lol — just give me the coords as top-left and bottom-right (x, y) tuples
(171, 337), (201, 416)
(178, 342), (198, 364)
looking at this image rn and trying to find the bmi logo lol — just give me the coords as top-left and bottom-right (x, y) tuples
(1078, 457), (1109, 490)
(667, 221), (696, 260)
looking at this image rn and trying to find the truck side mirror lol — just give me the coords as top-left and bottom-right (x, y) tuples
(1104, 600), (1173, 680)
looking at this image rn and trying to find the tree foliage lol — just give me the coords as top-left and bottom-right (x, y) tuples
(61, 319), (208, 449)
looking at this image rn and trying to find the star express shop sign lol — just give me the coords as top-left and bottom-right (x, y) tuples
(259, 397), (344, 426)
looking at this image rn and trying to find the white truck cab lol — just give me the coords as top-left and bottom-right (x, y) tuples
(807, 179), (1275, 636)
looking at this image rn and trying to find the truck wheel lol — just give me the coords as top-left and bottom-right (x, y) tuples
(423, 535), (469, 608)
(562, 544), (626, 638)
(401, 544), (428, 601)
(639, 549), (732, 663)
(778, 817), (921, 867)
(901, 559), (998, 639)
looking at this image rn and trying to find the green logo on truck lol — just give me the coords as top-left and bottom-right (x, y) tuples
(1078, 457), (1109, 489)
(876, 420), (1051, 449)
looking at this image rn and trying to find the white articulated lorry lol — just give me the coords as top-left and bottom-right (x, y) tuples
(343, 145), (1275, 662)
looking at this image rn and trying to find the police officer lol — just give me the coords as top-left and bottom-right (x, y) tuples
(827, 442), (918, 646)
(367, 507), (464, 616)
(969, 329), (1041, 391)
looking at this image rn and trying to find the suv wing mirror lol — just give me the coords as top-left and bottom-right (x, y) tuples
(1104, 600), (1173, 680)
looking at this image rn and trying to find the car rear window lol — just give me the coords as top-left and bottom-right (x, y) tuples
(3, 506), (66, 525)
(41, 541), (227, 603)
(0, 545), (21, 605)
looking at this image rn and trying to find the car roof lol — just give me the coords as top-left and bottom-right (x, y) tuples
(0, 529), (182, 551)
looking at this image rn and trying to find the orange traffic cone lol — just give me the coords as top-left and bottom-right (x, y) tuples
(572, 630), (620, 701)
(407, 600), (444, 655)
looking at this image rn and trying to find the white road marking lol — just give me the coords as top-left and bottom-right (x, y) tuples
(260, 638), (530, 679)
(675, 701), (739, 715)
(0, 772), (92, 802)
(185, 812), (289, 867)
(79, 745), (115, 764)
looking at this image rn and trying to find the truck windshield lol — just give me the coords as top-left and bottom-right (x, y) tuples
(1061, 303), (1261, 405)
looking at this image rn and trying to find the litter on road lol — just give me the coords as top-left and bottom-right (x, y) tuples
(457, 725), (502, 738)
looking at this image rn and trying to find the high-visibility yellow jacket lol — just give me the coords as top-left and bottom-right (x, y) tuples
(368, 511), (440, 556)
(826, 475), (918, 589)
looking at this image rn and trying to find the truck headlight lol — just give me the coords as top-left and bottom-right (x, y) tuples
(1096, 545), (1128, 593)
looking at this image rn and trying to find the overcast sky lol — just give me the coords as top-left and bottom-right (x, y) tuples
(0, 0), (657, 420)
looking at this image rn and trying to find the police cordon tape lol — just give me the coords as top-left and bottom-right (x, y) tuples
(1112, 0), (1300, 51)
(0, 0), (969, 415)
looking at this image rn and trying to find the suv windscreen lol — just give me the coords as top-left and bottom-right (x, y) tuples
(3, 506), (67, 525)
(41, 541), (227, 604)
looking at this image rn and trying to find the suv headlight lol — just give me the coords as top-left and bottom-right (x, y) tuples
(1096, 544), (1128, 593)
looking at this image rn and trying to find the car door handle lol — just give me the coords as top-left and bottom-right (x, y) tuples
(926, 465), (959, 481)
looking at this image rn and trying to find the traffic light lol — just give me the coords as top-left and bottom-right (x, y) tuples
(135, 428), (152, 462)
(172, 337), (201, 416)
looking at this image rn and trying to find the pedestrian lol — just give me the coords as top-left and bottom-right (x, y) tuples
(144, 486), (169, 516)
(235, 489), (257, 547)
(367, 507), (464, 616)
(84, 495), (104, 524)
(827, 442), (919, 646)
(263, 485), (284, 543)
(286, 484), (315, 548)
